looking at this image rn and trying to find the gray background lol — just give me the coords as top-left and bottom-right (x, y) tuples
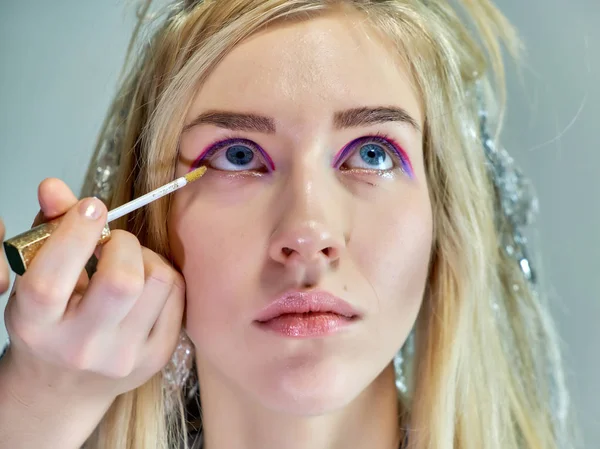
(0, 1), (597, 447)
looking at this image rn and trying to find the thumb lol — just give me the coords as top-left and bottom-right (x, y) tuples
(32, 178), (79, 226)
(9, 179), (85, 295)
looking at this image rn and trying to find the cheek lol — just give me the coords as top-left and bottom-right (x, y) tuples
(168, 194), (267, 339)
(350, 190), (432, 316)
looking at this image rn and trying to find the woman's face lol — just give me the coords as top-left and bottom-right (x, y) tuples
(169, 11), (432, 415)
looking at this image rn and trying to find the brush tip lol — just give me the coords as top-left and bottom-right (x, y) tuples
(184, 166), (207, 183)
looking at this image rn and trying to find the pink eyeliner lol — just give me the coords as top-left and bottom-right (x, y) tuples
(385, 136), (414, 176)
(188, 138), (276, 172)
(332, 135), (414, 177)
(189, 147), (214, 172)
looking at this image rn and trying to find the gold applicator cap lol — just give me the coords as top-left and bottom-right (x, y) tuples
(3, 166), (207, 276)
(3, 220), (111, 276)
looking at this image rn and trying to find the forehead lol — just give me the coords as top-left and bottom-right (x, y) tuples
(188, 11), (422, 129)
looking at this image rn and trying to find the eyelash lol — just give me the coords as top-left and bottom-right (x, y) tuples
(191, 136), (275, 171)
(190, 133), (412, 175)
(332, 132), (412, 173)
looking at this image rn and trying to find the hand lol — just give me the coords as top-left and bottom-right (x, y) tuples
(2, 178), (185, 401)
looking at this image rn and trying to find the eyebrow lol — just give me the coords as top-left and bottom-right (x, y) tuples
(334, 106), (421, 133)
(182, 110), (276, 133)
(183, 106), (420, 134)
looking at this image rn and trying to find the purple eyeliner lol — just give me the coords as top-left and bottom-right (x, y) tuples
(332, 135), (414, 177)
(189, 138), (275, 172)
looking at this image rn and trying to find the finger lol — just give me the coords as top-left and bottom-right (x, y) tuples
(12, 179), (80, 314)
(38, 178), (90, 299)
(120, 248), (183, 341)
(22, 180), (88, 316)
(16, 197), (107, 324)
(63, 269), (90, 316)
(74, 269), (90, 295)
(0, 219), (10, 293)
(29, 179), (79, 228)
(38, 178), (78, 220)
(78, 230), (144, 328)
(148, 280), (184, 342)
(142, 276), (185, 371)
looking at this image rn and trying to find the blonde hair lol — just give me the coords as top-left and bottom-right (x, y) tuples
(82, 1), (572, 448)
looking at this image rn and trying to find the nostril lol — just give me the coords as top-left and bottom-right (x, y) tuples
(321, 247), (336, 258)
(278, 245), (339, 261)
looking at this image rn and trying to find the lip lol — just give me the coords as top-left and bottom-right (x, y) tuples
(254, 290), (361, 338)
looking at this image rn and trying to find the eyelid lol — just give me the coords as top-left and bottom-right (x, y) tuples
(333, 134), (414, 175)
(191, 137), (275, 171)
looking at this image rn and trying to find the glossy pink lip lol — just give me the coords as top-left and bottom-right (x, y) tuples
(254, 291), (361, 338)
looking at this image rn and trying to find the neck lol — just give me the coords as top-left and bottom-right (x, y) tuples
(196, 363), (402, 449)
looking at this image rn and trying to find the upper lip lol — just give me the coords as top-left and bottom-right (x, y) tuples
(255, 290), (362, 322)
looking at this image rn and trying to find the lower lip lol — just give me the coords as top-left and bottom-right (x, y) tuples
(256, 312), (355, 338)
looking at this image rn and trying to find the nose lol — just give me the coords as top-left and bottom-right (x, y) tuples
(268, 152), (350, 287)
(267, 176), (346, 285)
(268, 220), (343, 267)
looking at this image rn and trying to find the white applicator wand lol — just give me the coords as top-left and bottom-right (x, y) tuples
(107, 166), (206, 222)
(4, 166), (207, 275)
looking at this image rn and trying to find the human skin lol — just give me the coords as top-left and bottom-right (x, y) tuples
(169, 10), (433, 449)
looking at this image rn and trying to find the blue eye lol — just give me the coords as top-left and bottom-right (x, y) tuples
(225, 145), (254, 166)
(334, 135), (414, 175)
(359, 144), (388, 167)
(197, 139), (272, 172)
(342, 141), (394, 170)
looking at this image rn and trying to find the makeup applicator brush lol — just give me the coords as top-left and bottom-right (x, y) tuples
(3, 166), (207, 276)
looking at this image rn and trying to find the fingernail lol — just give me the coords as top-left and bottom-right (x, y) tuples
(79, 198), (102, 220)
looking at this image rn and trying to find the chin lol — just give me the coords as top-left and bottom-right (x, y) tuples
(252, 360), (366, 416)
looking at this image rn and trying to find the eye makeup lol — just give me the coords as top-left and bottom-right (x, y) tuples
(333, 133), (414, 177)
(188, 134), (413, 177)
(189, 137), (276, 172)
